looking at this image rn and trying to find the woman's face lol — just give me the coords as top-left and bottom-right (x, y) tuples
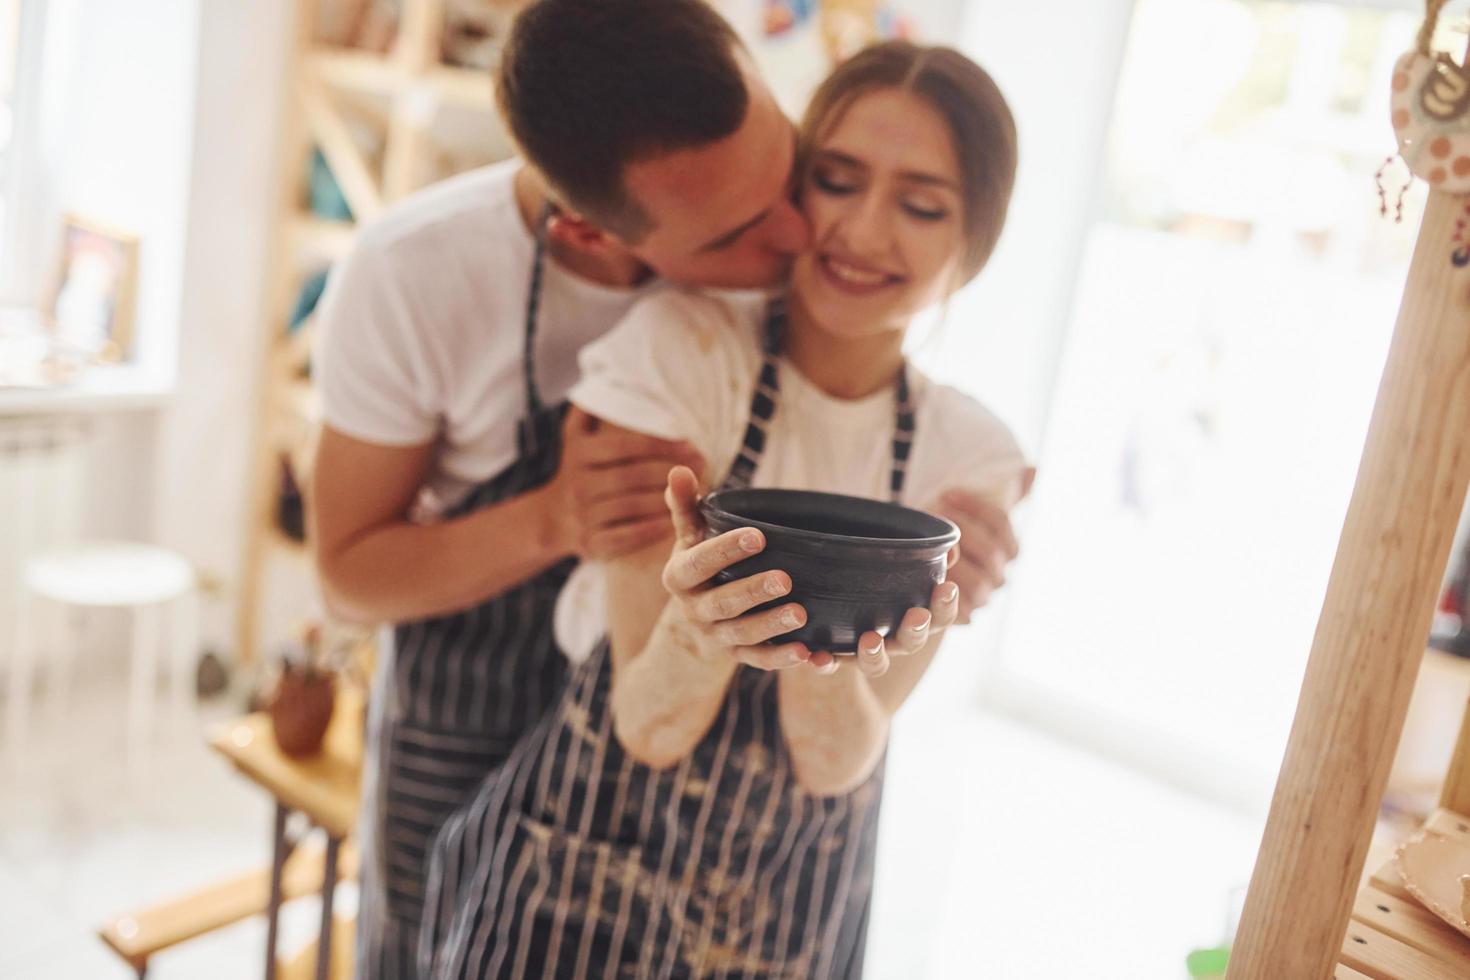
(791, 87), (965, 340)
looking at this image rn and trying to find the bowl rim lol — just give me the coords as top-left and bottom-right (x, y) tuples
(699, 487), (960, 553)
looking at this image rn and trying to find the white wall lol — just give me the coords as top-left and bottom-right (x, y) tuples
(151, 0), (290, 653)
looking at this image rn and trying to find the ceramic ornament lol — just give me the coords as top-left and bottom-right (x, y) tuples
(1395, 828), (1470, 938)
(1390, 48), (1470, 194)
(1382, 1), (1470, 265)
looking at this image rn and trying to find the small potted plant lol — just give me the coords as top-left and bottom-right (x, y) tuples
(268, 623), (337, 758)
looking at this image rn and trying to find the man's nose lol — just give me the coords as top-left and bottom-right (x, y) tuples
(764, 198), (812, 255)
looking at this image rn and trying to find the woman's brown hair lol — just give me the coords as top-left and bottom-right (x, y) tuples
(799, 41), (1018, 286)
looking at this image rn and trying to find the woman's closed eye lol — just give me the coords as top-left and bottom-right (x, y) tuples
(901, 199), (949, 222)
(814, 167), (950, 222)
(812, 168), (861, 196)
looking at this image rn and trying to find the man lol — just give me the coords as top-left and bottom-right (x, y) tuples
(311, 1), (1020, 974)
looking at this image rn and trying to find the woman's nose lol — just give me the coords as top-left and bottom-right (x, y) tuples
(841, 193), (893, 256)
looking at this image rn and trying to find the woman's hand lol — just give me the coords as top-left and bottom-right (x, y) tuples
(812, 579), (961, 679)
(661, 467), (838, 672)
(929, 469), (1034, 623)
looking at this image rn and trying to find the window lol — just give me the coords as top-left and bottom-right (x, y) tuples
(0, 0), (43, 303)
(986, 0), (1437, 804)
(0, 0), (20, 276)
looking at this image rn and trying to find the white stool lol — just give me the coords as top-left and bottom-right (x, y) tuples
(6, 542), (199, 776)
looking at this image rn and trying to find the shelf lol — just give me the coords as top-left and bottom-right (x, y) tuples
(1341, 809), (1470, 979)
(274, 379), (322, 425)
(0, 362), (174, 416)
(424, 65), (494, 110)
(275, 322), (315, 379)
(309, 47), (494, 111)
(268, 526), (310, 562)
(291, 215), (356, 267)
(309, 47), (402, 98)
(243, 0), (510, 667)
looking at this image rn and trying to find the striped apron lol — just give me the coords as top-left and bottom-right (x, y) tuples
(421, 297), (916, 979)
(357, 219), (575, 978)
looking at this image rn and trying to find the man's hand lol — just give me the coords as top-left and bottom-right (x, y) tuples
(547, 407), (705, 561)
(660, 466), (837, 672)
(931, 467), (1034, 623)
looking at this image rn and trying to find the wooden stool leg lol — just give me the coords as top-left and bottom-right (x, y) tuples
(128, 603), (162, 775)
(6, 585), (36, 778)
(46, 597), (79, 731)
(316, 835), (341, 980)
(168, 590), (199, 733)
(265, 803), (290, 980)
(1440, 695), (1470, 815)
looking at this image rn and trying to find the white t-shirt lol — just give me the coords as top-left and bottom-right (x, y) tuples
(316, 159), (658, 516)
(552, 288), (1028, 660)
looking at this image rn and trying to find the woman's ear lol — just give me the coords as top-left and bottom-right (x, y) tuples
(547, 212), (623, 256)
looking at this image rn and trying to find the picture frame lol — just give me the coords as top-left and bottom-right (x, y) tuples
(43, 213), (140, 362)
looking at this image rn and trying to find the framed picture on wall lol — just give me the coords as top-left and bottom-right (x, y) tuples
(43, 214), (140, 362)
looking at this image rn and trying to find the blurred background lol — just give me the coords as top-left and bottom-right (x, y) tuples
(2, 0), (1469, 977)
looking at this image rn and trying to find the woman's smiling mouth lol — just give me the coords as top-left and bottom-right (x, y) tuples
(818, 253), (902, 294)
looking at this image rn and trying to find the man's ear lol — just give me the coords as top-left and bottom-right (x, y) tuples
(546, 212), (625, 256)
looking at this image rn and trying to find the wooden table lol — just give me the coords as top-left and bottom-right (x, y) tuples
(1337, 809), (1470, 979)
(210, 689), (363, 980)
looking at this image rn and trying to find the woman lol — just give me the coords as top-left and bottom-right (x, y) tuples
(424, 41), (1027, 977)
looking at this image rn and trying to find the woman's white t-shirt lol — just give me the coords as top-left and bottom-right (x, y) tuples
(315, 159), (658, 517)
(553, 288), (1027, 660)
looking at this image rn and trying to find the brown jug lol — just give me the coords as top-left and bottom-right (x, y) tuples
(268, 662), (336, 758)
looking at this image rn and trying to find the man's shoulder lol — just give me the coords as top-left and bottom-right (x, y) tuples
(352, 159), (524, 265)
(916, 374), (1025, 462)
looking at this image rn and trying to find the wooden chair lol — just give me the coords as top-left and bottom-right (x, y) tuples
(97, 838), (356, 978)
(1332, 706), (1470, 979)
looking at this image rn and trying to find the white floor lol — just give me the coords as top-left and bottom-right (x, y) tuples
(0, 666), (344, 980)
(871, 709), (1262, 979)
(0, 661), (1263, 979)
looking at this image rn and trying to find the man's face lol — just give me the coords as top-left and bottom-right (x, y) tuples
(620, 57), (811, 290)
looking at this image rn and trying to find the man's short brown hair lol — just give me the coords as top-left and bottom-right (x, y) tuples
(497, 0), (749, 241)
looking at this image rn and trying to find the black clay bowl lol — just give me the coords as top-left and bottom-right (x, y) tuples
(699, 488), (960, 654)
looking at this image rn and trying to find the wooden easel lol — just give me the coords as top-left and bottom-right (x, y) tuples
(1227, 11), (1470, 978)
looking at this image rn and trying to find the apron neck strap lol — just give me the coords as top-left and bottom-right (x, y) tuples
(521, 202), (555, 418)
(723, 296), (914, 503)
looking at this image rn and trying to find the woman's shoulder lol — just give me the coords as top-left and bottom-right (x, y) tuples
(916, 377), (1023, 458)
(571, 288), (767, 447)
(910, 374), (1028, 505)
(622, 287), (765, 342)
(597, 287), (766, 371)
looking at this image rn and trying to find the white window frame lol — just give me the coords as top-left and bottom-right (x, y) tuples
(2, 0), (53, 306)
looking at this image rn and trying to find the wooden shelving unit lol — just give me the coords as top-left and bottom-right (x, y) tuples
(237, 0), (516, 666)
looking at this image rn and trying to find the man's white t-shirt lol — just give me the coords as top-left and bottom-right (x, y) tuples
(316, 159), (658, 517)
(553, 288), (1028, 660)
